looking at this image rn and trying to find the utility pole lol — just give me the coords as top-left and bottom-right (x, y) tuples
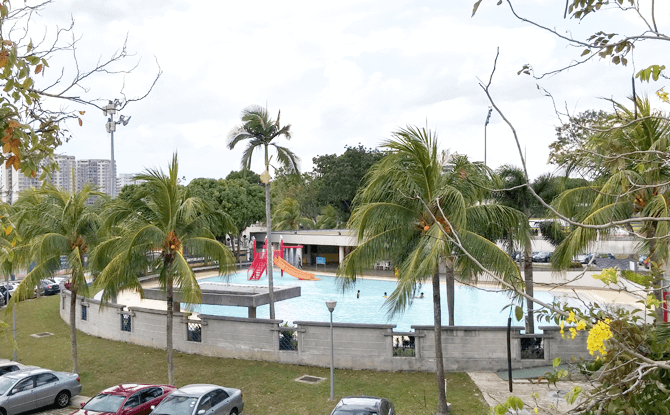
(102, 100), (131, 197)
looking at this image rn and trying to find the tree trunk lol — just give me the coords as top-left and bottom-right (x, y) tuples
(432, 266), (450, 415)
(70, 288), (78, 374)
(166, 273), (175, 385)
(6, 273), (17, 361)
(648, 229), (665, 322)
(446, 260), (455, 327)
(523, 246), (535, 334)
(12, 306), (17, 361)
(266, 182), (275, 320)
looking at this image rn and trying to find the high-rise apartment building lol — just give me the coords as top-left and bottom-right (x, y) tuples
(1, 155), (117, 203)
(75, 159), (114, 196)
(117, 173), (144, 191)
(2, 154), (76, 204)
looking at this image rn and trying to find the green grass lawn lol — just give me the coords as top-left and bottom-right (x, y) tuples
(0, 296), (490, 415)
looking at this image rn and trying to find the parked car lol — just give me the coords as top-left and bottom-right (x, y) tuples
(36, 280), (60, 296)
(0, 361), (32, 377)
(330, 396), (395, 415)
(150, 384), (243, 415)
(72, 384), (176, 415)
(0, 367), (81, 415)
(532, 252), (552, 263)
(0, 286), (9, 305)
(576, 253), (596, 265)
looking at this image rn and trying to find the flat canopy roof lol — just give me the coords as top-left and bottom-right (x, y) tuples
(142, 282), (301, 307)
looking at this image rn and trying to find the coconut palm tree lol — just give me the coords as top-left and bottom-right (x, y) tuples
(0, 203), (19, 360)
(494, 165), (537, 333)
(338, 126), (524, 415)
(272, 198), (312, 230)
(9, 183), (105, 373)
(550, 97), (670, 322)
(227, 105), (299, 320)
(92, 155), (236, 385)
(315, 205), (341, 229)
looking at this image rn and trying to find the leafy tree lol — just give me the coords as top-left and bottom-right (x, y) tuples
(271, 169), (320, 221)
(549, 110), (610, 179)
(9, 183), (105, 373)
(226, 169), (261, 184)
(339, 126), (525, 415)
(0, 0), (160, 178)
(272, 198), (312, 231)
(473, 0), (668, 83)
(187, 177), (264, 263)
(550, 97), (670, 321)
(227, 105), (299, 320)
(92, 155), (236, 385)
(312, 144), (385, 219)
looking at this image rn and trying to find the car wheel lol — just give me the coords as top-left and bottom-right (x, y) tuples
(229, 409), (238, 415)
(55, 391), (70, 408)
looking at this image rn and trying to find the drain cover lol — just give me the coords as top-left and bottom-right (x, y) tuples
(30, 332), (54, 338)
(295, 375), (325, 384)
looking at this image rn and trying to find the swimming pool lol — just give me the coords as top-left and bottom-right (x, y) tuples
(192, 272), (559, 331)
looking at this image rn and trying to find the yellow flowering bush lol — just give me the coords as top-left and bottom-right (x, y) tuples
(586, 318), (612, 357)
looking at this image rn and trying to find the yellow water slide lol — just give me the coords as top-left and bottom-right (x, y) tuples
(274, 257), (320, 281)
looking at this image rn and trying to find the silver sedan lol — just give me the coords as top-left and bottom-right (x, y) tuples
(150, 384), (244, 415)
(0, 368), (82, 415)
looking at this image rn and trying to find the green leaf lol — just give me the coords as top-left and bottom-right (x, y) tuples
(581, 49), (591, 56)
(515, 305), (523, 321)
(553, 357), (562, 367)
(472, 0), (483, 17)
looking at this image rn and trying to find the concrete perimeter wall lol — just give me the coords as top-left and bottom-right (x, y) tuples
(61, 290), (590, 372)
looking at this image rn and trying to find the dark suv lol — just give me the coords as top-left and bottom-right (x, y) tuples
(330, 396), (395, 415)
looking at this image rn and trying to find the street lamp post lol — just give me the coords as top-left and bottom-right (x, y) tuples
(102, 100), (131, 197)
(326, 300), (337, 400)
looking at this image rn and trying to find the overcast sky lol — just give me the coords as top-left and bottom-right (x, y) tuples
(23, 0), (670, 182)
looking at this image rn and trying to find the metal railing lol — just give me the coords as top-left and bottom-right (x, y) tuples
(187, 323), (202, 342)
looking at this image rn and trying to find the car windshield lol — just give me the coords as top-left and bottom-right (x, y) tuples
(332, 411), (377, 415)
(153, 395), (198, 415)
(83, 394), (127, 413)
(0, 377), (15, 395)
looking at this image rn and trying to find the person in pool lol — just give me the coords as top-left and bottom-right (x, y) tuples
(357, 290), (360, 299)
(383, 292), (388, 298)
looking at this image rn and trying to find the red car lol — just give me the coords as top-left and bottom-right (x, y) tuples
(71, 384), (176, 415)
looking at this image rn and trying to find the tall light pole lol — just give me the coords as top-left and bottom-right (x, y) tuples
(326, 300), (337, 400)
(484, 107), (492, 166)
(102, 100), (131, 197)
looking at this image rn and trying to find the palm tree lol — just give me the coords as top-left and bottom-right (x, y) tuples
(9, 183), (104, 373)
(92, 155), (236, 385)
(227, 105), (299, 320)
(272, 198), (312, 230)
(494, 165), (537, 333)
(315, 205), (341, 229)
(550, 97), (670, 321)
(338, 126), (524, 415)
(0, 203), (19, 361)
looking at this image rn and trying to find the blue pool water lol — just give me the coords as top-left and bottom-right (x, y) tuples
(192, 272), (558, 331)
